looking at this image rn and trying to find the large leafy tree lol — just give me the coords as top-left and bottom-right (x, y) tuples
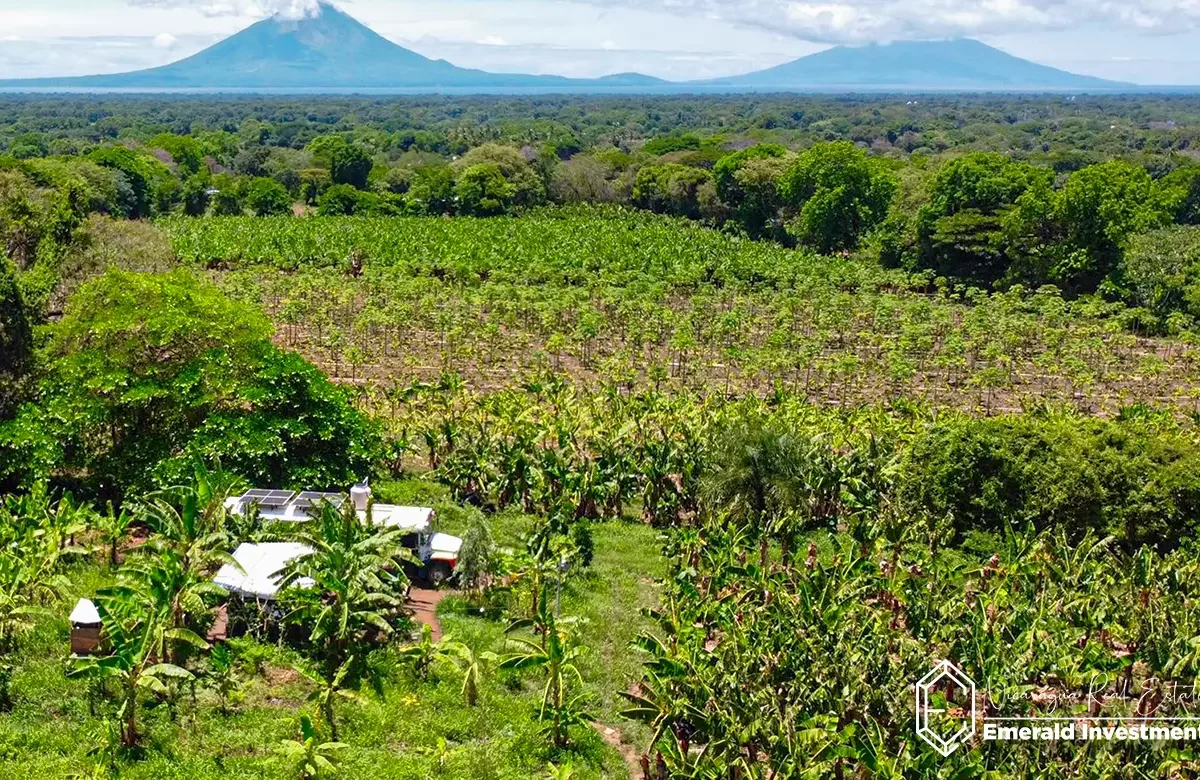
(0, 256), (33, 422)
(633, 163), (713, 220)
(0, 269), (379, 498)
(1124, 226), (1200, 322)
(455, 163), (516, 216)
(1051, 160), (1172, 291)
(779, 141), (896, 253)
(713, 144), (792, 239)
(329, 144), (373, 190)
(453, 144), (545, 208)
(245, 176), (292, 216)
(915, 153), (1054, 285)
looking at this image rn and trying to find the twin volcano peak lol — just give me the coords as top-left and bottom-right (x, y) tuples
(0, 2), (1124, 91)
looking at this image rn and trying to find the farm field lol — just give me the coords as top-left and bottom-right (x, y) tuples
(158, 211), (1200, 415)
(8, 93), (1200, 779)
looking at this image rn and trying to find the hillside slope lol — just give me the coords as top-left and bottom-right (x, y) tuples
(710, 39), (1124, 89)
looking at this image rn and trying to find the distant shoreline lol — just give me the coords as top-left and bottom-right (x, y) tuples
(2, 85), (1200, 96)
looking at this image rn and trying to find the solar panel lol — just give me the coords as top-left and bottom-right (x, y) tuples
(240, 489), (296, 509)
(292, 491), (347, 516)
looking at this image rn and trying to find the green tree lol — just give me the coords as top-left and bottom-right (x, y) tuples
(317, 184), (362, 216)
(329, 144), (373, 190)
(1123, 226), (1200, 322)
(87, 147), (172, 219)
(1053, 160), (1172, 291)
(1160, 165), (1200, 226)
(454, 144), (545, 207)
(150, 134), (205, 178)
(0, 257), (33, 420)
(713, 144), (791, 237)
(633, 163), (712, 220)
(180, 176), (211, 217)
(779, 141), (896, 253)
(405, 164), (456, 215)
(209, 174), (246, 216)
(5, 270), (379, 497)
(915, 153), (1054, 284)
(455, 163), (516, 216)
(245, 177), (292, 216)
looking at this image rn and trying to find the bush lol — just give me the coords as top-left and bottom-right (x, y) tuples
(898, 414), (1200, 550)
(1124, 226), (1200, 323)
(0, 269), (380, 498)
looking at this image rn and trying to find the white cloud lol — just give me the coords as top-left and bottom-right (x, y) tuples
(152, 31), (178, 47)
(475, 34), (507, 45)
(565, 0), (1200, 43)
(129, 0), (321, 19)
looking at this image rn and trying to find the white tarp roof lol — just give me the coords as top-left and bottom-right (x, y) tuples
(373, 505), (434, 532)
(214, 542), (312, 601)
(70, 598), (100, 625)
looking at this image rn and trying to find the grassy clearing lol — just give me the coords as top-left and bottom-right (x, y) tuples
(0, 483), (664, 780)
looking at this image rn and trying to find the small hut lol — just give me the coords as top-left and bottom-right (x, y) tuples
(69, 598), (102, 656)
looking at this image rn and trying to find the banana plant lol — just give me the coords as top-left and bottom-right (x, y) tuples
(436, 635), (498, 707)
(499, 612), (594, 749)
(67, 595), (204, 747)
(274, 713), (348, 780)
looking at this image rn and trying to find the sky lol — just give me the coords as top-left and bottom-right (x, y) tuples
(2, 0), (1200, 84)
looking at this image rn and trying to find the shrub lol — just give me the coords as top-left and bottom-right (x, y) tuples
(898, 414), (1200, 550)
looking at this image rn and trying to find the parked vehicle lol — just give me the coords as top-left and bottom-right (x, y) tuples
(224, 483), (462, 587)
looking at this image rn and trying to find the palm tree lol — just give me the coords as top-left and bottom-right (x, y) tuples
(274, 714), (348, 779)
(276, 498), (416, 736)
(499, 613), (593, 749)
(67, 595), (203, 747)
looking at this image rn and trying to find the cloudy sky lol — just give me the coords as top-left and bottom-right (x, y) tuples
(1, 0), (1200, 84)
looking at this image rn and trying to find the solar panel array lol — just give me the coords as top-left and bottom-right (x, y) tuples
(292, 491), (348, 516)
(239, 489), (296, 509)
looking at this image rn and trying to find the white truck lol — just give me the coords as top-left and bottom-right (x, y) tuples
(222, 483), (462, 589)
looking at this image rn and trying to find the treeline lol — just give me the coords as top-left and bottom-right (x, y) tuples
(6, 99), (1200, 329)
(7, 93), (1200, 159)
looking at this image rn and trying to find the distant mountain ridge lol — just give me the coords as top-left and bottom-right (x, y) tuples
(0, 3), (1126, 91)
(0, 2), (665, 89)
(708, 39), (1125, 90)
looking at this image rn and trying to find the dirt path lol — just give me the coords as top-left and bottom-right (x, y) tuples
(407, 586), (449, 641)
(407, 587), (642, 778)
(592, 721), (644, 780)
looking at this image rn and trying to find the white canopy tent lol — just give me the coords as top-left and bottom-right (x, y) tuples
(213, 542), (313, 601)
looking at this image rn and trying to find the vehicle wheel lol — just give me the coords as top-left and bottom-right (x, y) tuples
(427, 562), (452, 589)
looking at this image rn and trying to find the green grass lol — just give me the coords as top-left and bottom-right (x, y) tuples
(0, 488), (664, 780)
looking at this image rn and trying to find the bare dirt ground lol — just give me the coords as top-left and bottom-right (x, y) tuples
(407, 585), (449, 641)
